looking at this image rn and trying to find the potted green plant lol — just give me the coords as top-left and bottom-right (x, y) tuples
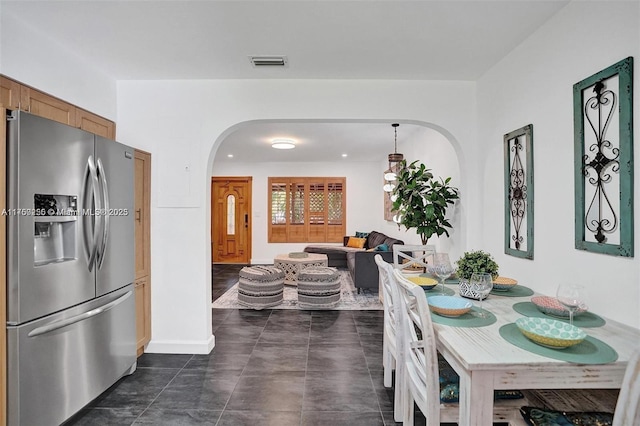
(455, 250), (500, 281)
(390, 160), (459, 245)
(455, 250), (499, 300)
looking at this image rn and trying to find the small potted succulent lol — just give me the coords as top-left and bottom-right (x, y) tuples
(456, 250), (499, 300)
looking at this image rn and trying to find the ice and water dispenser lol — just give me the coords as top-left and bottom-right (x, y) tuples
(33, 194), (78, 266)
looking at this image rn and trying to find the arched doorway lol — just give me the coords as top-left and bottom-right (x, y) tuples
(207, 119), (466, 265)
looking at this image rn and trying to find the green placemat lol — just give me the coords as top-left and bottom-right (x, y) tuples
(499, 323), (618, 364)
(419, 273), (459, 285)
(423, 286), (455, 296)
(512, 302), (606, 328)
(430, 307), (496, 327)
(490, 285), (534, 297)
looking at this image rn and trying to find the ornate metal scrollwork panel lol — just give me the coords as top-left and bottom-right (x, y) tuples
(504, 124), (534, 259)
(574, 57), (633, 257)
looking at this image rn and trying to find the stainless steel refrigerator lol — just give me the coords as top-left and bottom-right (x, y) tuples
(6, 111), (136, 426)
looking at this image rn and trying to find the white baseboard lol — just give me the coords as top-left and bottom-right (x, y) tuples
(145, 334), (215, 355)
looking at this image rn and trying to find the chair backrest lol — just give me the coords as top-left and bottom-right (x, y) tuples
(393, 268), (441, 425)
(393, 244), (436, 272)
(375, 254), (398, 339)
(613, 346), (640, 426)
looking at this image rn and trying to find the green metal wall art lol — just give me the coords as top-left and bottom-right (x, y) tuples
(504, 124), (534, 259)
(574, 57), (634, 257)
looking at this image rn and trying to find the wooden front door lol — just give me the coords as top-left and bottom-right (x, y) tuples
(211, 177), (252, 263)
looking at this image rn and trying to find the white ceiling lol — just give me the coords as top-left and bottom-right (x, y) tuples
(2, 0), (568, 81)
(217, 121), (426, 163)
(1, 0), (570, 162)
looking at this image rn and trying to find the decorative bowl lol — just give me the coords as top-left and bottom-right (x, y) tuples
(492, 276), (518, 291)
(531, 296), (588, 318)
(401, 263), (425, 275)
(515, 317), (586, 349)
(406, 276), (438, 290)
(427, 295), (473, 317)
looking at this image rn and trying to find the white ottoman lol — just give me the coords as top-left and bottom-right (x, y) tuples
(297, 266), (342, 309)
(237, 265), (285, 309)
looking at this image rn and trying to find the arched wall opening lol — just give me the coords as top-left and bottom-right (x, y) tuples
(121, 79), (481, 355)
(206, 118), (467, 268)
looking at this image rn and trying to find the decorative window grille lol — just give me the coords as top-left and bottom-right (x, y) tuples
(268, 177), (346, 243)
(327, 182), (343, 224)
(573, 57), (633, 257)
(504, 124), (534, 259)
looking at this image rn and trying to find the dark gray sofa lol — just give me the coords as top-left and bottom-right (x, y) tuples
(304, 231), (404, 293)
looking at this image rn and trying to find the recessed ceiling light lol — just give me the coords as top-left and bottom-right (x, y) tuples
(227, 154), (234, 158)
(271, 139), (296, 149)
(342, 153), (348, 158)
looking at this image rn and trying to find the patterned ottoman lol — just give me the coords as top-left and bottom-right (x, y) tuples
(237, 266), (285, 309)
(297, 266), (342, 309)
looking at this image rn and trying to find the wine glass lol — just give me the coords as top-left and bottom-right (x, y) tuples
(556, 284), (585, 326)
(470, 273), (493, 318)
(430, 253), (454, 295)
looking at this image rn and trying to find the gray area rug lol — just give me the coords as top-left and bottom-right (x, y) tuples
(212, 270), (383, 310)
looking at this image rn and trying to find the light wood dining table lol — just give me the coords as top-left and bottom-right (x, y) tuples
(430, 286), (640, 426)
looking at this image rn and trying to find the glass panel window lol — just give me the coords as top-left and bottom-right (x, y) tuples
(271, 183), (286, 224)
(290, 183), (305, 224)
(226, 194), (236, 235)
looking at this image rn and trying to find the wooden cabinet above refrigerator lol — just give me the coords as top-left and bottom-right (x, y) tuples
(0, 75), (115, 138)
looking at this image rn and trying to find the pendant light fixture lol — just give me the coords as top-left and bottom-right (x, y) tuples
(384, 123), (403, 194)
(388, 123), (404, 167)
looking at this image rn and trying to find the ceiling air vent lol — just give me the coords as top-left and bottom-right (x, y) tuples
(249, 56), (288, 67)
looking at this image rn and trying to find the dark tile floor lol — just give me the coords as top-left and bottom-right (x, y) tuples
(64, 264), (424, 425)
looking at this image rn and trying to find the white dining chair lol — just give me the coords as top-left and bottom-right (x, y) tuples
(392, 269), (527, 426)
(521, 345), (640, 425)
(374, 254), (404, 422)
(392, 244), (436, 273)
(613, 345), (640, 425)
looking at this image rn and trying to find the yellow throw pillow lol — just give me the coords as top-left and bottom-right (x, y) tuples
(346, 237), (366, 248)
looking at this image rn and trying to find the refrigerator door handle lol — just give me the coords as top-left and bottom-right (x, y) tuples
(26, 290), (133, 337)
(96, 158), (110, 270)
(82, 155), (102, 272)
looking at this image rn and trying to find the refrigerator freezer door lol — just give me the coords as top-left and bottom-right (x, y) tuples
(7, 112), (96, 324)
(6, 284), (136, 426)
(95, 136), (135, 296)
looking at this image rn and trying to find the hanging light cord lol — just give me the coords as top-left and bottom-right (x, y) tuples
(392, 123), (400, 154)
(394, 125), (398, 153)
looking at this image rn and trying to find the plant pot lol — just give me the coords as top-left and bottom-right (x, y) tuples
(458, 279), (488, 300)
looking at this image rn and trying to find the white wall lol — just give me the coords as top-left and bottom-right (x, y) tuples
(0, 9), (117, 119)
(116, 79), (476, 353)
(477, 1), (640, 327)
